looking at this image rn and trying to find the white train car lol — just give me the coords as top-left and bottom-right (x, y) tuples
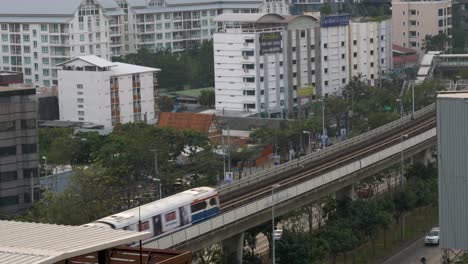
(84, 187), (219, 241)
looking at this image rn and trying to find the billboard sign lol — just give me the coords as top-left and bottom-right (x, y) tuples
(320, 15), (350, 28)
(260, 32), (282, 55)
(298, 85), (314, 98)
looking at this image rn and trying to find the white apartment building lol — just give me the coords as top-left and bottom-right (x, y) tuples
(319, 17), (350, 95)
(57, 55), (160, 128)
(392, 0), (452, 60)
(214, 13), (324, 116)
(105, 0), (291, 56)
(349, 19), (392, 86)
(213, 13), (393, 115)
(0, 0), (112, 90)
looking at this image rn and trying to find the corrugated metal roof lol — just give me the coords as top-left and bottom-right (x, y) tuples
(58, 55), (115, 68)
(0, 220), (151, 264)
(0, 16), (73, 23)
(0, 0), (82, 15)
(112, 62), (160, 75)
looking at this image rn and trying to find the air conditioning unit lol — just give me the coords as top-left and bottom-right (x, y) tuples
(243, 42), (248, 46)
(243, 56), (249, 59)
(244, 68), (249, 73)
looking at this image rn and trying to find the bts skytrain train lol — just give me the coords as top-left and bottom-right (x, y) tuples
(84, 187), (220, 242)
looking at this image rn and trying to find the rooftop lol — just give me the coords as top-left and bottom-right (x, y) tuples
(0, 220), (151, 264)
(158, 112), (219, 133)
(160, 87), (214, 99)
(213, 13), (287, 23)
(58, 55), (161, 75)
(0, 86), (36, 97)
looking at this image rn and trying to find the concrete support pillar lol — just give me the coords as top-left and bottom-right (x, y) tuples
(335, 184), (356, 201)
(222, 232), (244, 263)
(412, 148), (435, 167)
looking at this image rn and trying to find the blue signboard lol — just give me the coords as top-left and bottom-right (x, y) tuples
(320, 15), (350, 28)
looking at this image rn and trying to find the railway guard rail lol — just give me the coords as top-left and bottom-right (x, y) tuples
(219, 103), (436, 196)
(146, 123), (437, 250)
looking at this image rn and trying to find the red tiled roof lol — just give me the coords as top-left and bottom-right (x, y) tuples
(158, 112), (219, 134)
(392, 44), (417, 55)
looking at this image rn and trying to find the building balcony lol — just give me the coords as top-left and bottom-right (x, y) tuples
(50, 52), (70, 57)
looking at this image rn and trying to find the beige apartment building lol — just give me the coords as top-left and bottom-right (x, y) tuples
(392, 0), (452, 61)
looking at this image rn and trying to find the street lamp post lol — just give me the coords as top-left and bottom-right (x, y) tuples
(396, 98), (403, 119)
(400, 134), (408, 189)
(271, 184), (281, 264)
(411, 82), (415, 119)
(150, 149), (162, 199)
(302, 131), (311, 154)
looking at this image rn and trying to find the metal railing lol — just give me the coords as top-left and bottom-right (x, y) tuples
(219, 103), (436, 195)
(146, 127), (437, 249)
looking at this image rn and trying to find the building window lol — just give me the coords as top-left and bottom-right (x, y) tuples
(41, 35), (48, 43)
(2, 56), (8, 64)
(370, 38), (374, 43)
(78, 111), (85, 116)
(22, 144), (37, 154)
(77, 84), (83, 89)
(300, 30), (305, 38)
(1, 24), (7, 30)
(80, 46), (85, 53)
(342, 66), (345, 71)
(354, 64), (357, 69)
(310, 44), (315, 49)
(279, 61), (283, 66)
(0, 171), (17, 182)
(439, 20), (443, 27)
(342, 78), (346, 84)
(0, 146), (16, 157)
(353, 52), (357, 58)
(311, 57), (315, 62)
(324, 56), (327, 61)
(0, 121), (15, 132)
(292, 47), (296, 52)
(410, 10), (416, 15)
(324, 68), (328, 74)
(324, 81), (328, 86)
(324, 43), (327, 48)
(438, 8), (443, 16)
(341, 54), (345, 59)
(371, 74), (374, 79)
(293, 72), (297, 77)
(21, 119), (36, 130)
(292, 60), (296, 64)
(381, 59), (385, 64)
(259, 63), (263, 69)
(0, 195), (19, 207)
(42, 58), (49, 65)
(370, 50), (374, 55)
(353, 40), (357, 45)
(41, 24), (48, 31)
(280, 74), (283, 79)
(370, 62), (374, 67)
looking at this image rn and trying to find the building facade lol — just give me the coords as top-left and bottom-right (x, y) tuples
(0, 0), (290, 90)
(392, 0), (452, 60)
(213, 13), (322, 116)
(349, 19), (392, 86)
(0, 86), (39, 215)
(213, 13), (392, 116)
(0, 0), (111, 91)
(57, 55), (160, 128)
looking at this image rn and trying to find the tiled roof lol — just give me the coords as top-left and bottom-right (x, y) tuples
(158, 112), (218, 133)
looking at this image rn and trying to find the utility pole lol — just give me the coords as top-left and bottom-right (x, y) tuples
(150, 149), (162, 199)
(227, 124), (231, 173)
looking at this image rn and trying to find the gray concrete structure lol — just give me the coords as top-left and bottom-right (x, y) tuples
(0, 86), (39, 215)
(437, 91), (468, 250)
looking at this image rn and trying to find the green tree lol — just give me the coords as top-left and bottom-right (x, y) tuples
(368, 112), (399, 129)
(17, 165), (125, 225)
(198, 89), (215, 108)
(276, 229), (328, 264)
(323, 220), (360, 263)
(421, 33), (450, 53)
(157, 96), (174, 112)
(320, 3), (332, 15)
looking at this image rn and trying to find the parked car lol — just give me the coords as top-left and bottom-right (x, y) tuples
(424, 227), (440, 246)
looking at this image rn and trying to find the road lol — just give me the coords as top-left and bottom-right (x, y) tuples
(382, 237), (441, 264)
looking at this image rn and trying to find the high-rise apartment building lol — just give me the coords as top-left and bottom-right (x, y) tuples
(213, 13), (322, 117)
(0, 86), (39, 215)
(392, 0), (452, 60)
(349, 19), (392, 86)
(0, 0), (111, 91)
(213, 13), (391, 116)
(57, 55), (160, 128)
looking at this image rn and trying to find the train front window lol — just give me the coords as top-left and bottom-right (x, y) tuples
(191, 201), (207, 212)
(209, 198), (217, 206)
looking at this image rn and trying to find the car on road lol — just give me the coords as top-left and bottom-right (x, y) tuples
(424, 227), (440, 246)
